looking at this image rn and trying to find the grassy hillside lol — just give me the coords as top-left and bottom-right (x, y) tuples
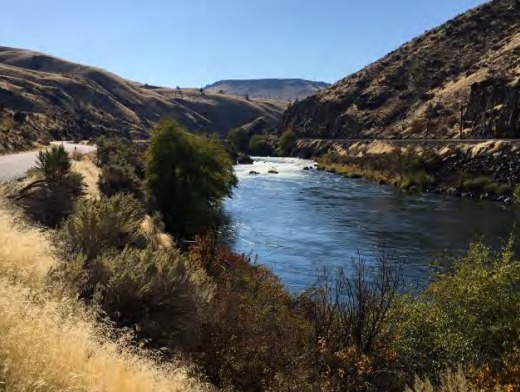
(281, 0), (520, 140)
(0, 46), (286, 152)
(205, 79), (330, 101)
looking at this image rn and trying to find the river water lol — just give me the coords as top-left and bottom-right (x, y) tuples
(222, 157), (520, 292)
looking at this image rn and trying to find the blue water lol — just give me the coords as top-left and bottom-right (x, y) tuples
(222, 157), (520, 292)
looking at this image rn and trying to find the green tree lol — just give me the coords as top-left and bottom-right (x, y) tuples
(145, 119), (237, 239)
(228, 127), (251, 153)
(249, 135), (273, 156)
(279, 129), (297, 156)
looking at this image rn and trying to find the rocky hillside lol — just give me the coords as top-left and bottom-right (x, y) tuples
(205, 79), (330, 101)
(0, 46), (286, 152)
(281, 0), (520, 140)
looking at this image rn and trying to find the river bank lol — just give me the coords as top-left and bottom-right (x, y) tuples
(296, 139), (520, 203)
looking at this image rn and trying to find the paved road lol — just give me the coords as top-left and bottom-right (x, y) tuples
(0, 142), (96, 182)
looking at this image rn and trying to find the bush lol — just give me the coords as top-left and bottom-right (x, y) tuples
(278, 129), (298, 156)
(50, 246), (214, 351)
(145, 119), (237, 240)
(249, 134), (273, 156)
(394, 239), (520, 377)
(462, 176), (495, 193)
(228, 127), (251, 153)
(98, 164), (143, 199)
(56, 194), (145, 261)
(189, 236), (315, 391)
(14, 145), (85, 227)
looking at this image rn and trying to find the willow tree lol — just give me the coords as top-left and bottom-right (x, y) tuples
(145, 119), (238, 239)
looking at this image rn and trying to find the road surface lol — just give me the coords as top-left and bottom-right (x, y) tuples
(0, 142), (96, 182)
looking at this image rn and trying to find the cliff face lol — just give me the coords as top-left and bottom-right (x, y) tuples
(281, 0), (520, 140)
(464, 78), (520, 138)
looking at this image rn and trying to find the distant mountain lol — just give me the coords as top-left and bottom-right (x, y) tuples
(0, 46), (286, 153)
(205, 79), (330, 102)
(282, 0), (520, 140)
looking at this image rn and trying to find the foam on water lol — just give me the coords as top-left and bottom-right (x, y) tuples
(234, 156), (317, 180)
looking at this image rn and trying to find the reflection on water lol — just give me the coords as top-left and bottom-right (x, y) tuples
(222, 157), (520, 292)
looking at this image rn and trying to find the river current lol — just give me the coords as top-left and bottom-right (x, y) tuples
(222, 157), (520, 292)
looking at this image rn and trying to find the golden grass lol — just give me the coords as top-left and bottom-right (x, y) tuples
(0, 196), (209, 392)
(72, 157), (101, 199)
(0, 277), (208, 392)
(0, 197), (55, 281)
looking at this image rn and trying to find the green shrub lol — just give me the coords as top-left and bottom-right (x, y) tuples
(394, 239), (520, 376)
(228, 127), (251, 153)
(14, 145), (85, 227)
(278, 129), (298, 156)
(145, 119), (237, 239)
(462, 176), (495, 193)
(50, 246), (214, 351)
(98, 164), (143, 199)
(400, 171), (434, 191)
(495, 184), (512, 196)
(249, 134), (274, 156)
(56, 194), (145, 261)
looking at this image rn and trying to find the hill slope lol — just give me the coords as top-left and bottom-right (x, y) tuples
(0, 46), (286, 152)
(205, 79), (330, 101)
(281, 0), (520, 140)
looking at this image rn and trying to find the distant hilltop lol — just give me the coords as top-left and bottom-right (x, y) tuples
(205, 79), (331, 101)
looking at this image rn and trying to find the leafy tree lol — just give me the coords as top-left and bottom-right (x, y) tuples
(145, 119), (237, 239)
(228, 127), (251, 153)
(279, 129), (298, 156)
(249, 135), (273, 156)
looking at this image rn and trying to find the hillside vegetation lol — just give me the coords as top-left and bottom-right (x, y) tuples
(0, 46), (286, 152)
(282, 0), (520, 140)
(205, 79), (330, 101)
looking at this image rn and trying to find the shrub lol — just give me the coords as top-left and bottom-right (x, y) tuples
(406, 369), (481, 392)
(278, 129), (298, 156)
(145, 119), (237, 239)
(249, 134), (273, 156)
(462, 176), (495, 193)
(50, 246), (214, 352)
(56, 194), (145, 261)
(394, 239), (520, 376)
(13, 145), (85, 227)
(189, 236), (315, 391)
(98, 163), (143, 199)
(228, 127), (251, 153)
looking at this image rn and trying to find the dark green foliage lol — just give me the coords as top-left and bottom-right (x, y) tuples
(144, 119), (237, 239)
(13, 111), (26, 123)
(278, 129), (298, 156)
(249, 134), (273, 156)
(56, 195), (145, 261)
(51, 195), (214, 351)
(228, 127), (251, 153)
(14, 145), (84, 227)
(95, 136), (145, 199)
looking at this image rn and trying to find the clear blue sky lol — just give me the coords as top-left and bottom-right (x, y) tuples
(1, 0), (487, 87)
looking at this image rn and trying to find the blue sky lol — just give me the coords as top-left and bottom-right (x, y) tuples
(1, 0), (487, 87)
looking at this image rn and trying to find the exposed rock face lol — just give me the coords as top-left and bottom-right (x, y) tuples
(464, 78), (520, 138)
(281, 0), (520, 140)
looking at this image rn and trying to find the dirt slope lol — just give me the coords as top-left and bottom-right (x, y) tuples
(0, 46), (286, 152)
(281, 0), (520, 140)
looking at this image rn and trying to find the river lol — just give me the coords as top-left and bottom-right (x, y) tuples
(222, 157), (520, 292)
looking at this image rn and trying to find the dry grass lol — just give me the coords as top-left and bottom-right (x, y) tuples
(0, 277), (208, 392)
(0, 194), (209, 392)
(72, 156), (101, 198)
(0, 197), (55, 281)
(406, 369), (489, 392)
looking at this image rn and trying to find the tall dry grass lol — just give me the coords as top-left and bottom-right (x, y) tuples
(0, 194), (209, 392)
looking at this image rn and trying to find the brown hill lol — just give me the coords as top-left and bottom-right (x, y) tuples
(281, 0), (520, 140)
(0, 46), (286, 152)
(205, 79), (330, 101)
